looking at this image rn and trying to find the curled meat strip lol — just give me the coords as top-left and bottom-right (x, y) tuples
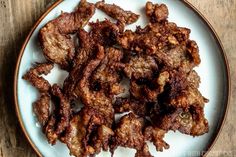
(113, 113), (144, 150)
(44, 84), (71, 144)
(96, 1), (139, 24)
(23, 62), (54, 92)
(92, 47), (124, 96)
(39, 0), (95, 69)
(146, 1), (169, 23)
(65, 107), (114, 157)
(77, 45), (114, 125)
(33, 92), (51, 126)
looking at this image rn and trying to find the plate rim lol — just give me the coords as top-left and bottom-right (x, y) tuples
(13, 0), (231, 157)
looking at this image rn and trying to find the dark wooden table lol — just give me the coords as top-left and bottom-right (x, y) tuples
(0, 0), (235, 157)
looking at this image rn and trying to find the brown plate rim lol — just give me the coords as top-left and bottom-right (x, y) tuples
(14, 0), (231, 157)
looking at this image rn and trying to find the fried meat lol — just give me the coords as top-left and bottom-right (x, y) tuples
(96, 1), (139, 24)
(33, 92), (51, 126)
(23, 62), (54, 92)
(39, 0), (95, 69)
(113, 113), (144, 150)
(23, 1), (209, 156)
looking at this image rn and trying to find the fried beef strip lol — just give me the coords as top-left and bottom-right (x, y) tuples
(135, 144), (153, 157)
(23, 62), (54, 92)
(44, 84), (71, 144)
(118, 22), (199, 73)
(144, 126), (169, 151)
(113, 98), (150, 117)
(124, 55), (158, 79)
(64, 20), (121, 99)
(77, 45), (114, 125)
(39, 0), (95, 69)
(146, 2), (169, 23)
(92, 47), (124, 96)
(33, 92), (51, 126)
(129, 70), (169, 102)
(89, 19), (121, 46)
(44, 114), (58, 144)
(158, 70), (207, 109)
(63, 29), (95, 99)
(51, 84), (71, 135)
(113, 113), (144, 150)
(152, 106), (209, 136)
(65, 107), (114, 157)
(96, 1), (139, 24)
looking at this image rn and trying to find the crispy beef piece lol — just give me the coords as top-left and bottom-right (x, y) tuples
(129, 71), (169, 102)
(65, 107), (113, 157)
(96, 1), (139, 24)
(64, 20), (122, 99)
(144, 126), (169, 151)
(39, 0), (95, 69)
(158, 70), (207, 109)
(89, 19), (121, 46)
(143, 71), (170, 102)
(146, 2), (168, 23)
(44, 114), (58, 144)
(63, 29), (95, 99)
(118, 22), (184, 54)
(168, 86), (207, 108)
(113, 113), (144, 150)
(124, 55), (158, 79)
(51, 84), (71, 135)
(113, 98), (149, 117)
(187, 70), (201, 88)
(153, 106), (209, 136)
(135, 144), (153, 157)
(39, 24), (75, 69)
(130, 79), (145, 100)
(91, 125), (114, 153)
(33, 93), (51, 126)
(77, 45), (114, 125)
(44, 84), (71, 145)
(117, 22), (199, 72)
(23, 63), (54, 92)
(92, 47), (125, 96)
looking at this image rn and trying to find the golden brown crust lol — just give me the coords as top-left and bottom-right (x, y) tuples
(65, 107), (113, 157)
(146, 2), (169, 23)
(33, 92), (51, 126)
(39, 0), (95, 69)
(113, 113), (144, 150)
(96, 1), (139, 24)
(23, 62), (54, 92)
(144, 126), (169, 151)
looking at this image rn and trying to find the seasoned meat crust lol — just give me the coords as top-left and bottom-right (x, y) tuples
(33, 92), (51, 126)
(144, 126), (169, 151)
(65, 107), (114, 157)
(23, 2), (209, 157)
(96, 1), (139, 24)
(39, 0), (95, 69)
(146, 1), (169, 23)
(124, 55), (158, 79)
(23, 62), (54, 92)
(113, 113), (144, 150)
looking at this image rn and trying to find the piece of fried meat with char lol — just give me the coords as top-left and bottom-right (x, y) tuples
(96, 1), (139, 24)
(39, 0), (95, 69)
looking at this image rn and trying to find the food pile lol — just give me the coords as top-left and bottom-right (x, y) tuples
(23, 1), (209, 157)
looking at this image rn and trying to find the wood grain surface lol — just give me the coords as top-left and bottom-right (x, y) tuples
(0, 0), (235, 157)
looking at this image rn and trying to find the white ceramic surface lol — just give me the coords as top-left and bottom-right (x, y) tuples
(16, 0), (229, 157)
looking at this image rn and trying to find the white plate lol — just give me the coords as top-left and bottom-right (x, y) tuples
(14, 0), (230, 157)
